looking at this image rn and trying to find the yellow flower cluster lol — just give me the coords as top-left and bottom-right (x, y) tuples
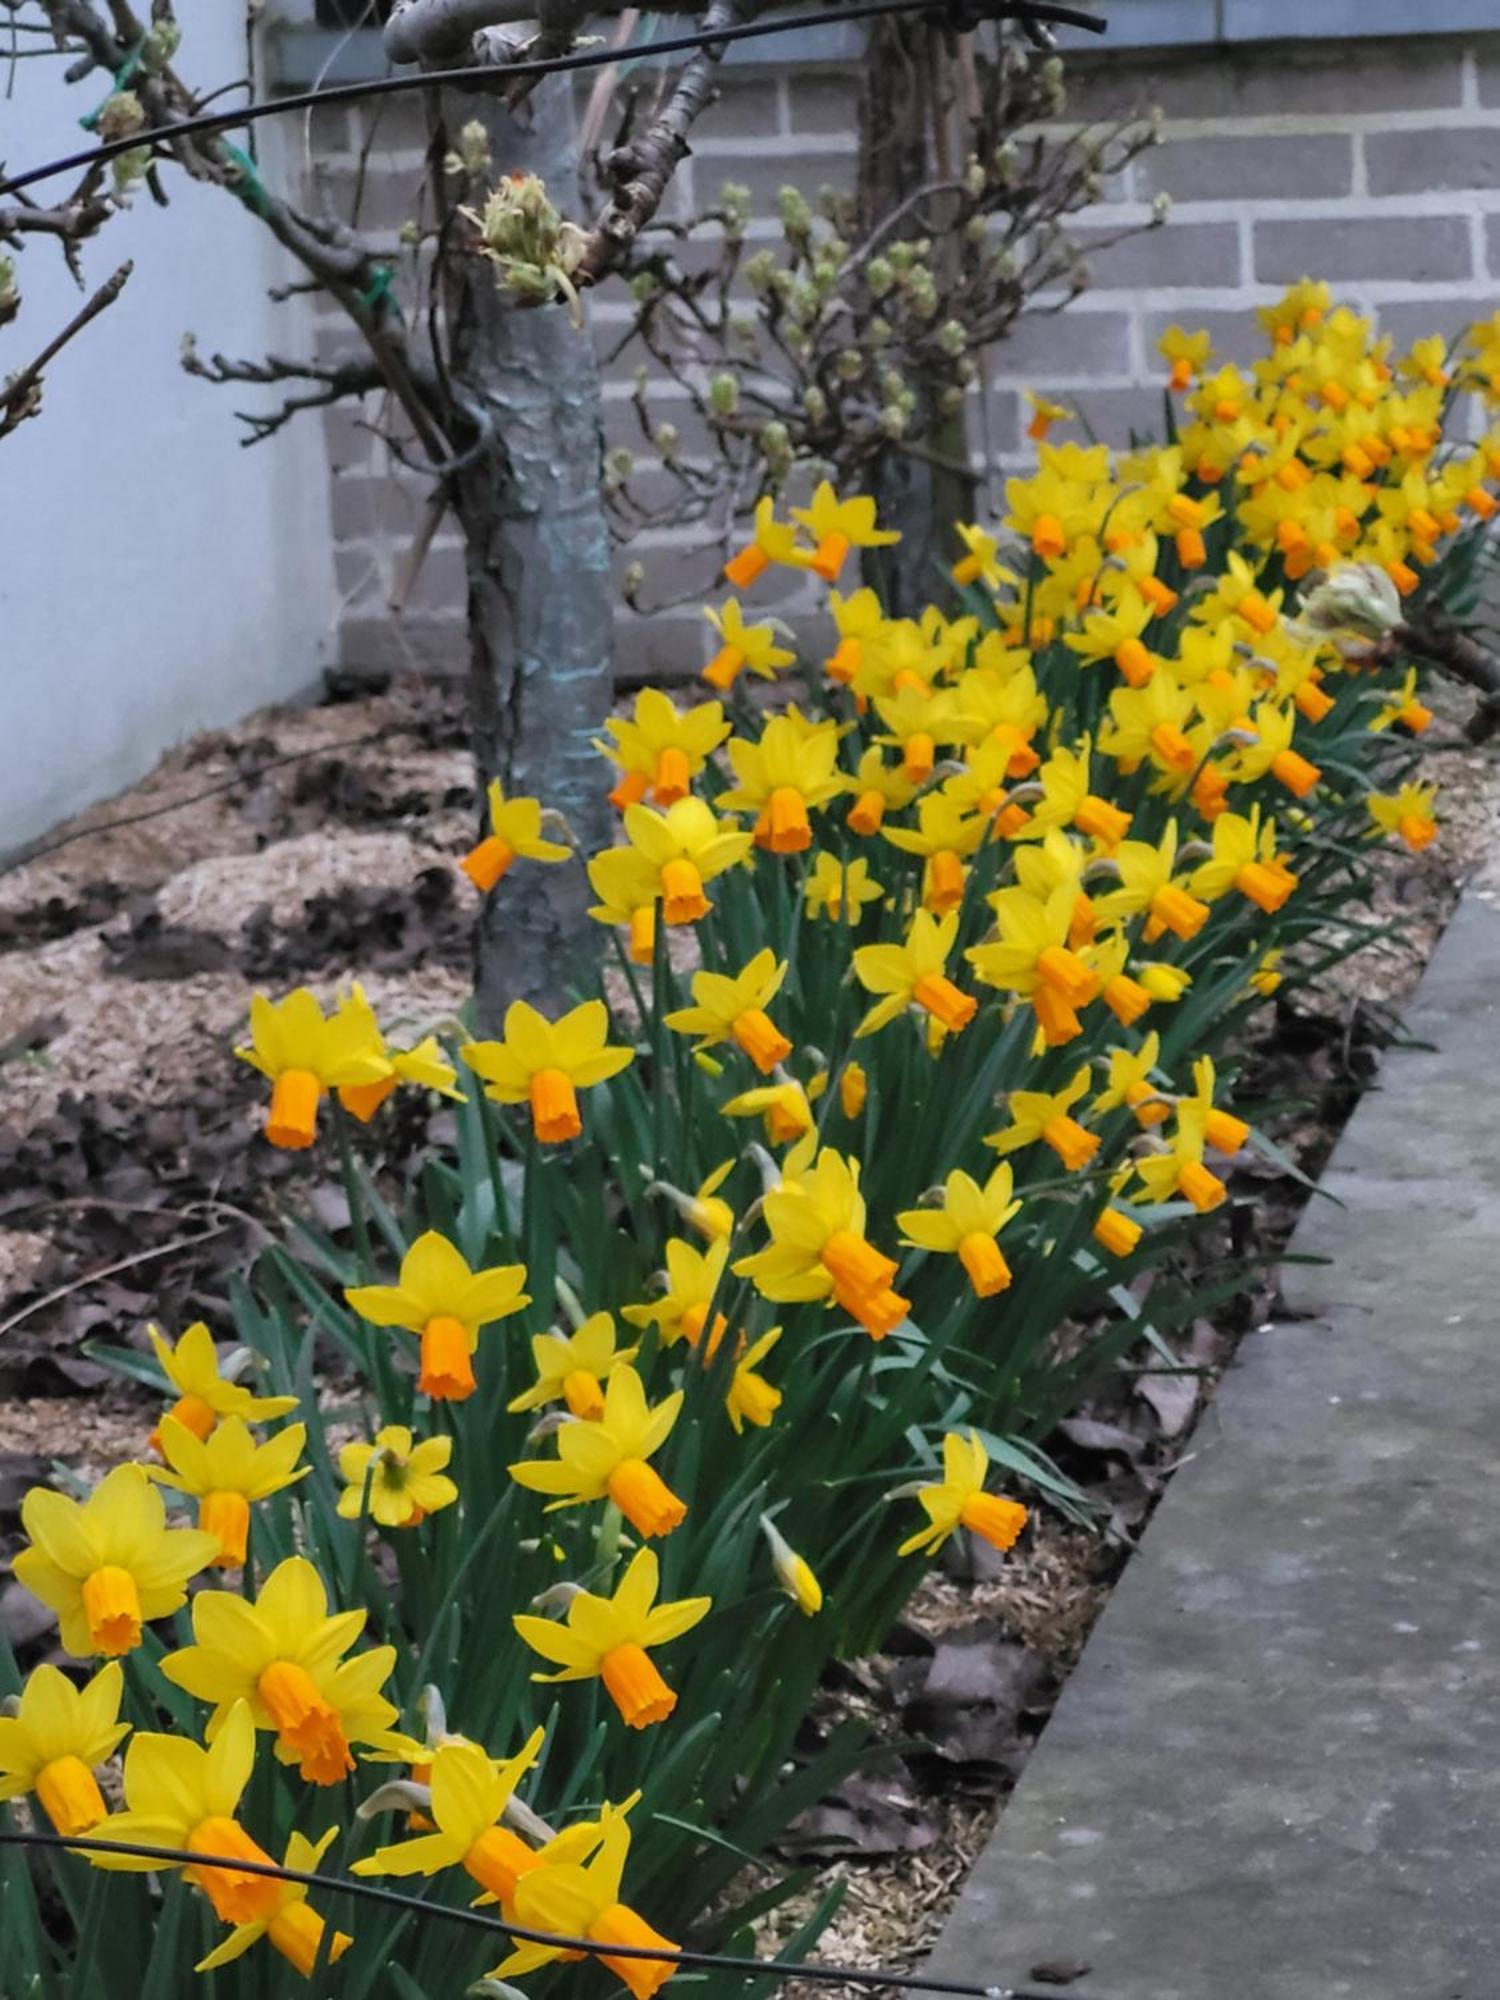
(9, 287), (1482, 1992)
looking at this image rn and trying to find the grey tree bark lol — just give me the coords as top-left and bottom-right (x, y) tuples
(857, 16), (976, 617)
(436, 76), (616, 1027)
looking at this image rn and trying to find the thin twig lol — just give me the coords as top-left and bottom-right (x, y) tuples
(0, 1222), (233, 1340)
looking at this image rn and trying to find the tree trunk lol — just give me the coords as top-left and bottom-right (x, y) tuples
(857, 18), (975, 616)
(439, 75), (615, 1026)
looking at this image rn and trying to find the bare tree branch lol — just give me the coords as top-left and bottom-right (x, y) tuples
(0, 255), (129, 440)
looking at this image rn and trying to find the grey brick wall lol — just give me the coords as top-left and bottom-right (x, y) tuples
(302, 31), (1500, 682)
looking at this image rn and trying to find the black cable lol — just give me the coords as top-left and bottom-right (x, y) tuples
(0, 0), (1105, 202)
(0, 1827), (1099, 2000)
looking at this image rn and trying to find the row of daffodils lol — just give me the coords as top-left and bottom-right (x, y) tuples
(4, 284), (1495, 1998)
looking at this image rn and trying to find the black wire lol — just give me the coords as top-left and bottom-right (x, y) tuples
(0, 0), (1105, 202)
(0, 1827), (1100, 2000)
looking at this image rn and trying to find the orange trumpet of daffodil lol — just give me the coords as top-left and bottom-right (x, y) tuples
(463, 999), (634, 1144)
(345, 1229), (530, 1402)
(514, 1548), (711, 1729)
(195, 1825), (352, 1981)
(352, 1730), (546, 1904)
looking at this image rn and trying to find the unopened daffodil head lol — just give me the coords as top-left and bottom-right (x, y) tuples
(759, 1514), (823, 1615)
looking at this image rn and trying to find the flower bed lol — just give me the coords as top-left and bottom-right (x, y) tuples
(4, 284), (1497, 1998)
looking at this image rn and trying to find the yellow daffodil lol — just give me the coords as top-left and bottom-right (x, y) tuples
(646, 1160), (736, 1240)
(825, 585), (887, 683)
(703, 598), (795, 690)
(236, 988), (392, 1149)
(13, 1464), (218, 1660)
(159, 1556), (399, 1784)
(717, 713), (846, 853)
(514, 1548), (710, 1728)
(1092, 1031), (1170, 1128)
(509, 1312), (639, 1421)
(985, 1064), (1100, 1171)
(488, 1805), (679, 2000)
(1184, 1054), (1252, 1157)
(1189, 808), (1297, 914)
(897, 1431), (1027, 1558)
(345, 1230), (530, 1402)
(337, 1426), (458, 1529)
(1159, 324), (1213, 390)
(852, 908), (978, 1038)
(664, 949), (792, 1073)
(195, 1826), (352, 1980)
(897, 1162), (1021, 1298)
(87, 1702), (282, 1926)
(724, 495), (810, 589)
(148, 1416), (309, 1569)
(845, 743), (918, 834)
(623, 1238), (729, 1351)
(1025, 390), (1075, 442)
(596, 688), (731, 809)
(967, 884), (1100, 1047)
(145, 1320), (297, 1454)
(588, 843), (662, 964)
(509, 1365), (688, 1539)
(759, 1515), (823, 1615)
(734, 1146), (909, 1340)
(352, 1730), (546, 1904)
(0, 1662), (128, 1837)
(622, 797), (754, 923)
(463, 999), (633, 1145)
(882, 793), (988, 913)
(804, 850), (884, 922)
(720, 1075), (816, 1146)
(1131, 1101), (1227, 1213)
(1368, 781), (1438, 850)
(725, 1328), (783, 1432)
(1093, 822), (1211, 943)
(791, 479), (899, 582)
(461, 778), (572, 892)
(339, 1031), (465, 1122)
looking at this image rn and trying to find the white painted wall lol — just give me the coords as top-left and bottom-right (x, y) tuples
(0, 5), (337, 853)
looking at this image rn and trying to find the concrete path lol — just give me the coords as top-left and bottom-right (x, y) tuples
(927, 885), (1500, 2000)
